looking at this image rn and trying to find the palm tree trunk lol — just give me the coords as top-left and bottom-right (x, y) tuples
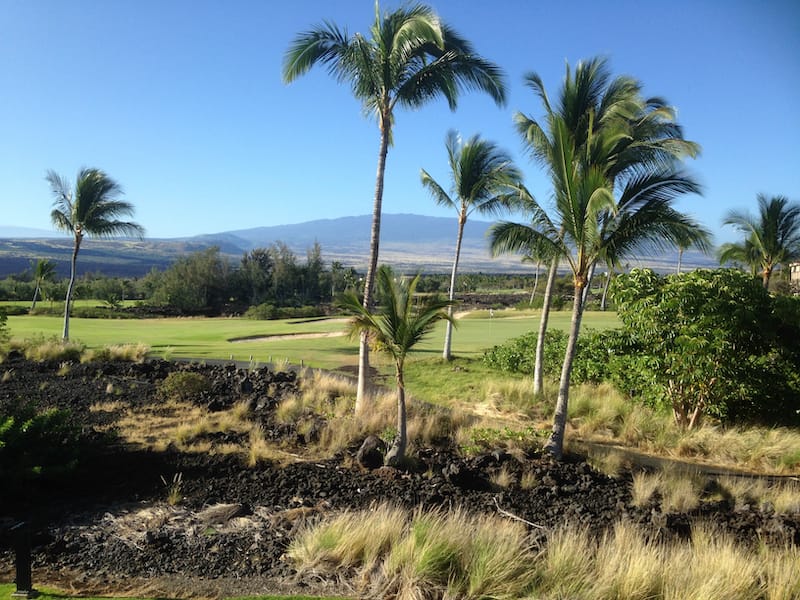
(442, 213), (466, 360)
(544, 280), (586, 460)
(600, 270), (612, 311)
(529, 260), (541, 305)
(31, 282), (41, 311)
(63, 235), (82, 341)
(677, 247), (684, 274)
(533, 256), (558, 396)
(762, 266), (771, 289)
(385, 361), (407, 466)
(581, 262), (596, 306)
(356, 114), (391, 412)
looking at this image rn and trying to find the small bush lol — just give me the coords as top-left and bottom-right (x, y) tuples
(0, 400), (81, 486)
(243, 303), (279, 320)
(157, 371), (211, 402)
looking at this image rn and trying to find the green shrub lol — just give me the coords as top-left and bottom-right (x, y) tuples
(0, 309), (8, 345)
(611, 268), (800, 427)
(0, 400), (80, 485)
(157, 371), (211, 402)
(483, 328), (616, 385)
(244, 303), (278, 320)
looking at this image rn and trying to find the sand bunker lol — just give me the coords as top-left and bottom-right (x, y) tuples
(228, 331), (347, 343)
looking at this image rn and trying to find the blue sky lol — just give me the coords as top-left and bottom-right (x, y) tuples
(1, 0), (798, 245)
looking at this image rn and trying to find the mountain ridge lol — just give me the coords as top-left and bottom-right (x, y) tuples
(0, 213), (711, 278)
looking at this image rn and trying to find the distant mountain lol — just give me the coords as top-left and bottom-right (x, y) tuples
(0, 226), (57, 238)
(0, 213), (716, 278)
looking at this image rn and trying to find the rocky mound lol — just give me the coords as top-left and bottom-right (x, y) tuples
(0, 357), (797, 597)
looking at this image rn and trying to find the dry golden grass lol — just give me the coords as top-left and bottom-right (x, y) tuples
(81, 343), (150, 363)
(490, 464), (516, 489)
(631, 471), (663, 507)
(291, 503), (536, 599)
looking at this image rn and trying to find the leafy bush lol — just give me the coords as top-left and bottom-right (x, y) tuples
(244, 303), (278, 320)
(0, 400), (81, 485)
(157, 371), (211, 402)
(483, 330), (567, 376)
(611, 268), (800, 427)
(244, 303), (324, 320)
(482, 328), (618, 385)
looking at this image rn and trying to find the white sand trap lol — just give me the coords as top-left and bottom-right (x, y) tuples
(229, 331), (348, 343)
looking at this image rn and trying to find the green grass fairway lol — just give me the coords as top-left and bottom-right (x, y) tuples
(5, 310), (619, 371)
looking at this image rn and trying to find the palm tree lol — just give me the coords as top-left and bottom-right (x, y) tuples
(521, 236), (557, 305)
(30, 258), (56, 311)
(490, 190), (562, 397)
(283, 3), (505, 411)
(718, 235), (761, 278)
(48, 168), (144, 340)
(675, 225), (713, 274)
(721, 194), (800, 288)
(338, 268), (454, 466)
(496, 59), (705, 458)
(420, 130), (521, 360)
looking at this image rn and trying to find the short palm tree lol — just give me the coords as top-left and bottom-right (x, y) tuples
(48, 168), (144, 340)
(338, 268), (454, 466)
(283, 2), (505, 410)
(30, 258), (57, 311)
(420, 130), (521, 360)
(718, 235), (761, 278)
(721, 194), (800, 288)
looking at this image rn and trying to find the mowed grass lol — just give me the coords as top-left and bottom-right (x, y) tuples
(5, 310), (618, 371)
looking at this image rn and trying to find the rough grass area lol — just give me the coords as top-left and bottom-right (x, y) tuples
(0, 583), (343, 600)
(290, 505), (800, 600)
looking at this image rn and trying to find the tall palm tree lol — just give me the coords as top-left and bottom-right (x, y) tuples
(338, 268), (454, 466)
(420, 130), (521, 360)
(721, 194), (800, 288)
(283, 3), (505, 411)
(48, 168), (144, 340)
(494, 59), (705, 458)
(30, 258), (57, 311)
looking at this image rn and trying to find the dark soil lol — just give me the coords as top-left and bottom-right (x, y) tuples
(1, 356), (798, 598)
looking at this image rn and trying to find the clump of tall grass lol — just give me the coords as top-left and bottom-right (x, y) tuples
(481, 378), (546, 418)
(277, 370), (475, 456)
(81, 343), (149, 363)
(561, 382), (800, 474)
(15, 336), (85, 362)
(290, 504), (799, 599)
(290, 503), (536, 599)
